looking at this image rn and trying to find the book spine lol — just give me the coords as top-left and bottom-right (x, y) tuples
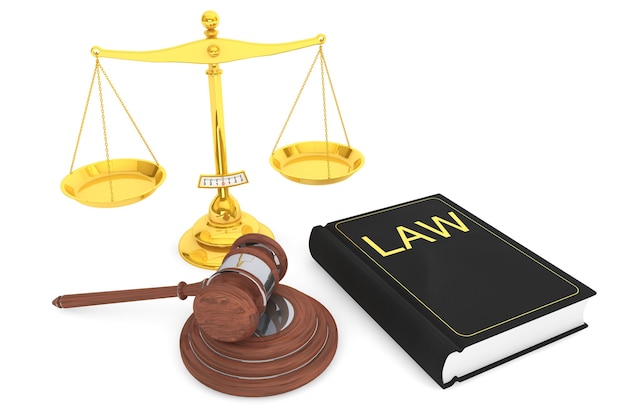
(309, 225), (458, 388)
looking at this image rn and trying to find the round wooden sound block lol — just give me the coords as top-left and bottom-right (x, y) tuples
(179, 284), (338, 397)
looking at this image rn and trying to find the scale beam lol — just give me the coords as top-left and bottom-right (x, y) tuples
(91, 35), (326, 65)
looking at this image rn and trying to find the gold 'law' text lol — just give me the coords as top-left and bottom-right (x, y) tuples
(361, 211), (470, 257)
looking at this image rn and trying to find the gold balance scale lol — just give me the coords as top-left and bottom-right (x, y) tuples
(61, 10), (364, 269)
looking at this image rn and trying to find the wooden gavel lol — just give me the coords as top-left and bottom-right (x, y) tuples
(52, 233), (288, 342)
(53, 233), (338, 397)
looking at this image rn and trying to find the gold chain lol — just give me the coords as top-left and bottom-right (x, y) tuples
(70, 59), (99, 174)
(319, 48), (330, 178)
(271, 47), (321, 154)
(95, 58), (115, 203)
(319, 49), (350, 148)
(97, 61), (159, 166)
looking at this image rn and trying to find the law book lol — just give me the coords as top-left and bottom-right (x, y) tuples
(309, 194), (596, 388)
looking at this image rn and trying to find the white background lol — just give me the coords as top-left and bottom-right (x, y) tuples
(1, 1), (624, 415)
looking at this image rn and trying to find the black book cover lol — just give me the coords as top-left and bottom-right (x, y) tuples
(309, 194), (596, 388)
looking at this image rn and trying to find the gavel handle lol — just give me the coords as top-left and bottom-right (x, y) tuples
(52, 280), (206, 308)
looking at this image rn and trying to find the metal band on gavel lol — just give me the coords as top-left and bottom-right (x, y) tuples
(193, 234), (288, 342)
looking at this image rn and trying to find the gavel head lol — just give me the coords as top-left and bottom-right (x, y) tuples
(192, 233), (288, 342)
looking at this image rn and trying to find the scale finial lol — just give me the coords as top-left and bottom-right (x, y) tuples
(202, 10), (220, 38)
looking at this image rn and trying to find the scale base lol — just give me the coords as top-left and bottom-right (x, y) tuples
(179, 212), (273, 269)
(180, 285), (338, 397)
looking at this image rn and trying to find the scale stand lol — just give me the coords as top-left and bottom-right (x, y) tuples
(66, 10), (363, 269)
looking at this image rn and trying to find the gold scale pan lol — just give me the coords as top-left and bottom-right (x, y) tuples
(61, 11), (364, 269)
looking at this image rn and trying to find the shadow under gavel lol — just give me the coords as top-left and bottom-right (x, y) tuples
(52, 234), (338, 397)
